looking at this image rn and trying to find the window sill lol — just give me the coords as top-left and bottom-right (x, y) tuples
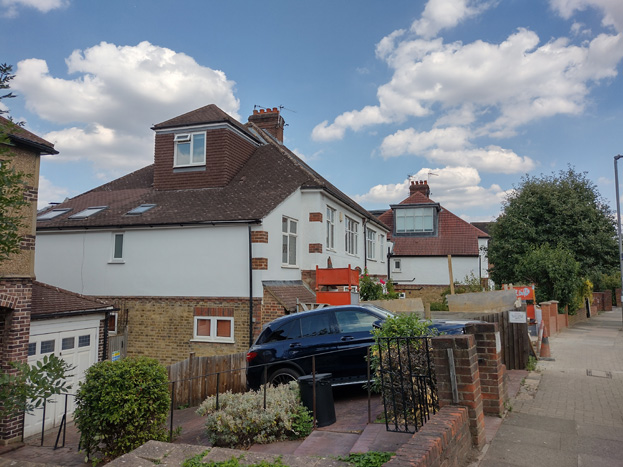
(108, 260), (125, 264)
(173, 165), (206, 173)
(191, 338), (235, 344)
(281, 264), (299, 269)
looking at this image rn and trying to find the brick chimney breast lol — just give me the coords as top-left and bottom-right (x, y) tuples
(409, 180), (430, 198)
(248, 107), (285, 143)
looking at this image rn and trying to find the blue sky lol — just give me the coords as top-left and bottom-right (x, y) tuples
(2, 0), (623, 221)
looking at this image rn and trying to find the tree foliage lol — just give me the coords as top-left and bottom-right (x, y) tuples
(0, 354), (74, 418)
(489, 167), (618, 306)
(0, 63), (29, 262)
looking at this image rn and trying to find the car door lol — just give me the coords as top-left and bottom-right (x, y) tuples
(289, 311), (339, 376)
(332, 308), (380, 381)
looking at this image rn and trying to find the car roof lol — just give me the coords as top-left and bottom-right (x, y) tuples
(261, 305), (389, 329)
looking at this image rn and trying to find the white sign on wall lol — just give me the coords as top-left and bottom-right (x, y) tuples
(509, 311), (527, 323)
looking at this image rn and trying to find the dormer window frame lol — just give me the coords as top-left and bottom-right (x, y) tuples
(174, 131), (206, 168)
(391, 203), (440, 237)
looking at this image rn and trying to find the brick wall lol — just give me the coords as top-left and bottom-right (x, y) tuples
(251, 258), (268, 270)
(101, 296), (261, 366)
(309, 212), (323, 222)
(432, 334), (486, 449)
(395, 285), (447, 305)
(260, 289), (288, 334)
(465, 323), (507, 417)
(251, 231), (268, 243)
(386, 407), (473, 467)
(153, 129), (257, 190)
(308, 243), (322, 253)
(0, 278), (33, 443)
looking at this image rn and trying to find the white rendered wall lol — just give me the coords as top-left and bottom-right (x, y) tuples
(390, 256), (483, 286)
(35, 224), (256, 297)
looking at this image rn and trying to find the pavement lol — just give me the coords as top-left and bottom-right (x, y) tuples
(478, 307), (623, 467)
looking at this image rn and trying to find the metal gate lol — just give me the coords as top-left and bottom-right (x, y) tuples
(376, 336), (438, 433)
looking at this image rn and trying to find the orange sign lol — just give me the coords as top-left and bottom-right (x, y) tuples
(513, 285), (534, 301)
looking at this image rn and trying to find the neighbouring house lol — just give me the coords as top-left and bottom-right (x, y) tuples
(376, 180), (490, 303)
(0, 117), (114, 443)
(35, 105), (390, 366)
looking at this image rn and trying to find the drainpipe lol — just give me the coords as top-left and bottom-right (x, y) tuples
(363, 219), (368, 271)
(248, 224), (254, 347)
(387, 246), (391, 281)
(103, 310), (109, 361)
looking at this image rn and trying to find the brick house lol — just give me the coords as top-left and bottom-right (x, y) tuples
(376, 180), (490, 302)
(0, 118), (114, 442)
(35, 105), (390, 365)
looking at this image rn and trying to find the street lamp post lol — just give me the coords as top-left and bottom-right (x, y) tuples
(614, 155), (623, 327)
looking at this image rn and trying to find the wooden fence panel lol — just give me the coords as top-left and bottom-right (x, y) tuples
(108, 328), (128, 360)
(476, 311), (530, 371)
(167, 352), (246, 408)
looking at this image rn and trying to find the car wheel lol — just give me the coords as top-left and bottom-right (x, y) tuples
(268, 367), (301, 386)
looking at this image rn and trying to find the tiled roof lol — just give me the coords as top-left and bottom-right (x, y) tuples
(263, 280), (317, 312)
(379, 193), (490, 257)
(31, 281), (114, 317)
(37, 107), (388, 231)
(0, 116), (58, 155)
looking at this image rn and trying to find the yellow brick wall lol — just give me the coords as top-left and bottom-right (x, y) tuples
(0, 145), (38, 279)
(101, 296), (261, 366)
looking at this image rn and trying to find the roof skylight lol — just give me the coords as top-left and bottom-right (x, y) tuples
(69, 206), (107, 220)
(37, 208), (72, 221)
(126, 204), (156, 216)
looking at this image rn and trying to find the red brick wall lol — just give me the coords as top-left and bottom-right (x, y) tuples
(153, 129), (256, 190)
(308, 243), (322, 253)
(0, 278), (33, 442)
(432, 334), (486, 449)
(252, 258), (268, 270)
(309, 212), (323, 222)
(386, 407), (472, 467)
(251, 231), (268, 243)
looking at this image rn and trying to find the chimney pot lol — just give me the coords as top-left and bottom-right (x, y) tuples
(248, 106), (285, 143)
(409, 179), (431, 198)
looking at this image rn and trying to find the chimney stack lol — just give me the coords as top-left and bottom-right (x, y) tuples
(409, 180), (430, 198)
(248, 107), (285, 143)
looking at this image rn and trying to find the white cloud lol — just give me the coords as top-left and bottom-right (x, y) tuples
(550, 0), (623, 33)
(353, 166), (508, 213)
(13, 41), (240, 176)
(313, 26), (623, 160)
(37, 175), (71, 208)
(411, 0), (496, 39)
(1, 0), (67, 17)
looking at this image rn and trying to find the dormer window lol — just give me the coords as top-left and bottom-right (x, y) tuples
(395, 207), (436, 234)
(174, 132), (206, 167)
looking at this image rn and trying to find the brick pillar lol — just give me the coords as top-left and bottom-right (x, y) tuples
(0, 279), (33, 444)
(603, 290), (613, 311)
(465, 323), (507, 417)
(540, 301), (552, 335)
(432, 334), (486, 449)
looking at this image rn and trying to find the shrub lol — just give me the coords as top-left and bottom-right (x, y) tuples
(74, 357), (170, 463)
(359, 268), (399, 301)
(196, 382), (312, 448)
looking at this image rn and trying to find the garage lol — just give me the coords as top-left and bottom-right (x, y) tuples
(23, 282), (114, 439)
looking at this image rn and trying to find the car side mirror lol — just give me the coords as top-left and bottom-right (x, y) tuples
(373, 320), (383, 329)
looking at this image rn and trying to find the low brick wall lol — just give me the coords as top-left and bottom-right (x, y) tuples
(386, 407), (472, 467)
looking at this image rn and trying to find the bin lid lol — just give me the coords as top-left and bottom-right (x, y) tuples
(298, 373), (332, 382)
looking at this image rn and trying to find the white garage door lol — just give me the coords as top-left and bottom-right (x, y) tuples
(23, 315), (103, 439)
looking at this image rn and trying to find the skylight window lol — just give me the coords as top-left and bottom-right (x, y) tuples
(69, 206), (107, 220)
(37, 208), (72, 221)
(126, 204), (156, 215)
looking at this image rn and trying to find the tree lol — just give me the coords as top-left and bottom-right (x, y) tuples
(0, 63), (29, 262)
(489, 167), (618, 307)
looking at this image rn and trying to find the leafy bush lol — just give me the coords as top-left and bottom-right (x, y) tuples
(337, 452), (394, 466)
(182, 451), (286, 467)
(0, 354), (73, 418)
(359, 269), (399, 301)
(196, 382), (312, 448)
(74, 357), (170, 463)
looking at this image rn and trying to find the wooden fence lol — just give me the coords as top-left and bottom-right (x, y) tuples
(474, 310), (532, 370)
(167, 352), (247, 408)
(108, 327), (128, 360)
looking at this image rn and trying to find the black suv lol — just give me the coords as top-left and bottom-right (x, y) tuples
(246, 305), (392, 390)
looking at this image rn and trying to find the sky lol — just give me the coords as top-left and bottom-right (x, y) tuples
(1, 0), (623, 222)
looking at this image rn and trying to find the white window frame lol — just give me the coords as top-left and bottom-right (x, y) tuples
(282, 216), (298, 267)
(193, 316), (235, 343)
(366, 229), (377, 261)
(345, 217), (358, 256)
(326, 206), (336, 250)
(395, 207), (435, 233)
(380, 234), (385, 263)
(174, 132), (206, 167)
(110, 232), (124, 263)
(393, 259), (402, 272)
(108, 312), (118, 335)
